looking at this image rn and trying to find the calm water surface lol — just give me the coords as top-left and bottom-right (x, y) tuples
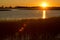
(0, 9), (60, 20)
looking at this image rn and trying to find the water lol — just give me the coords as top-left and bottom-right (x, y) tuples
(0, 9), (60, 20)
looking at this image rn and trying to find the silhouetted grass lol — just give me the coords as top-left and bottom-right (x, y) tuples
(0, 17), (60, 40)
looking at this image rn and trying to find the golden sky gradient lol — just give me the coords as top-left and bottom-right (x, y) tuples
(0, 0), (60, 7)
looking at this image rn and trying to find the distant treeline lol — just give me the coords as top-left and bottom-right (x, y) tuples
(15, 6), (60, 10)
(0, 6), (60, 10)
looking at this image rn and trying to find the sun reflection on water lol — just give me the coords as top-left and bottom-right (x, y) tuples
(42, 10), (46, 19)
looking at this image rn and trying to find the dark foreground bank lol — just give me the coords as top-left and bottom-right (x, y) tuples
(0, 17), (60, 40)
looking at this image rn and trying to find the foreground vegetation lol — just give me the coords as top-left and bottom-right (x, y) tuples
(0, 17), (60, 40)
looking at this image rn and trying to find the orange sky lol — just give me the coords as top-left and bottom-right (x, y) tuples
(0, 0), (60, 7)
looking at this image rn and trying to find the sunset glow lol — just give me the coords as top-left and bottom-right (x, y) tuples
(41, 2), (48, 8)
(0, 0), (60, 7)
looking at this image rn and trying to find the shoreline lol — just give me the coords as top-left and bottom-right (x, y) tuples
(0, 17), (60, 22)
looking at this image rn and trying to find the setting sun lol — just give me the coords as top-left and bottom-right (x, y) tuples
(41, 2), (48, 8)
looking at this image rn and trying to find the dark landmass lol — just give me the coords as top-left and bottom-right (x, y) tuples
(0, 6), (12, 11)
(0, 7), (11, 11)
(0, 6), (60, 10)
(0, 17), (60, 40)
(15, 6), (60, 10)
(0, 9), (11, 11)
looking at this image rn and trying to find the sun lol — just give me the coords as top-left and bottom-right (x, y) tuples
(41, 2), (48, 8)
